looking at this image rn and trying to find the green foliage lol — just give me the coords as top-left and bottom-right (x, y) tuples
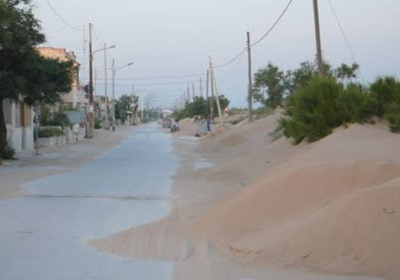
(2, 141), (16, 160)
(95, 118), (102, 129)
(385, 103), (400, 132)
(370, 76), (400, 117)
(38, 128), (64, 138)
(39, 108), (71, 129)
(174, 95), (230, 122)
(253, 61), (362, 113)
(335, 63), (359, 81)
(254, 63), (285, 108)
(338, 83), (374, 124)
(115, 95), (133, 123)
(0, 0), (74, 156)
(229, 116), (247, 125)
(281, 76), (374, 144)
(49, 112), (71, 128)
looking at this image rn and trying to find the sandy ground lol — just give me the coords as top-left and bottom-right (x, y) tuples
(89, 113), (400, 280)
(0, 126), (133, 200)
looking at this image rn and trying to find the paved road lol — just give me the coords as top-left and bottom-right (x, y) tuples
(0, 125), (177, 280)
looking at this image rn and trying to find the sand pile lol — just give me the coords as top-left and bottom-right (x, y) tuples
(89, 112), (400, 279)
(194, 122), (400, 279)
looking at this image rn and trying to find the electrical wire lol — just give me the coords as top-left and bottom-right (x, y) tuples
(251, 0), (294, 47)
(327, 0), (366, 82)
(214, 48), (247, 69)
(43, 0), (83, 32)
(97, 81), (197, 86)
(114, 73), (206, 81)
(93, 28), (104, 47)
(213, 0), (294, 69)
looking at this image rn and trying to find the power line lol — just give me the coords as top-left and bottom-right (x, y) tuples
(43, 0), (83, 32)
(113, 73), (206, 81)
(214, 48), (247, 69)
(97, 81), (198, 86)
(213, 0), (294, 70)
(251, 0), (294, 47)
(327, 0), (366, 82)
(93, 28), (104, 47)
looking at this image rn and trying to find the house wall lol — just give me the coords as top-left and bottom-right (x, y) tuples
(3, 99), (34, 154)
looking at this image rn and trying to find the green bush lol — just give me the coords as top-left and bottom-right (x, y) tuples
(281, 76), (374, 144)
(338, 84), (374, 124)
(385, 103), (400, 132)
(48, 112), (71, 128)
(2, 142), (16, 159)
(95, 118), (102, 129)
(370, 76), (400, 117)
(38, 128), (64, 138)
(229, 116), (247, 125)
(370, 76), (400, 131)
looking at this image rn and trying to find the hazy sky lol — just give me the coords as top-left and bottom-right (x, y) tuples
(34, 0), (400, 108)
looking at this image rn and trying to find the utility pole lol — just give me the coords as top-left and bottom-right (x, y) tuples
(247, 31), (253, 123)
(208, 68), (214, 122)
(112, 59), (116, 131)
(200, 77), (203, 98)
(209, 57), (223, 125)
(104, 43), (109, 129)
(192, 82), (195, 99)
(313, 0), (324, 75)
(187, 83), (191, 102)
(141, 98), (144, 120)
(88, 23), (94, 138)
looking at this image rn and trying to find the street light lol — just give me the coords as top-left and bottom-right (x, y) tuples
(88, 38), (116, 138)
(112, 60), (134, 131)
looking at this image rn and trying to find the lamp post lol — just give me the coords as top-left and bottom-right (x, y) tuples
(143, 94), (157, 121)
(89, 43), (115, 137)
(93, 44), (115, 130)
(112, 60), (134, 131)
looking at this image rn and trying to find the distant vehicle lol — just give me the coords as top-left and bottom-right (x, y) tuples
(171, 123), (180, 133)
(161, 118), (172, 129)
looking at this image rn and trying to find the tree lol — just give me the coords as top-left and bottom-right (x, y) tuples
(285, 62), (315, 95)
(0, 0), (74, 156)
(254, 63), (285, 108)
(115, 95), (133, 123)
(173, 95), (230, 121)
(334, 63), (359, 82)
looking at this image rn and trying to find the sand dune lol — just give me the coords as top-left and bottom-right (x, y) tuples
(194, 119), (400, 279)
(90, 113), (400, 279)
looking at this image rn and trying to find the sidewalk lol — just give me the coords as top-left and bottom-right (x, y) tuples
(0, 126), (134, 199)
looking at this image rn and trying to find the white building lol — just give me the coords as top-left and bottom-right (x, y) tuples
(2, 99), (34, 153)
(36, 47), (88, 111)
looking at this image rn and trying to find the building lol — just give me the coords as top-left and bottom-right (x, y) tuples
(36, 47), (88, 111)
(2, 47), (87, 154)
(2, 99), (34, 153)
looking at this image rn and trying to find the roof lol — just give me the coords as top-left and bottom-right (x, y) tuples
(36, 47), (80, 65)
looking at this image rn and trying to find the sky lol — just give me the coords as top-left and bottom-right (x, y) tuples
(33, 0), (400, 108)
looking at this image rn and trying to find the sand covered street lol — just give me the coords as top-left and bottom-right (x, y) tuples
(0, 125), (177, 280)
(1, 116), (400, 280)
(89, 114), (400, 280)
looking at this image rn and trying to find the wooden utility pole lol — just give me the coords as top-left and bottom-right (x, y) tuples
(206, 70), (212, 120)
(209, 58), (223, 125)
(104, 43), (109, 129)
(246, 31), (253, 123)
(199, 77), (203, 98)
(313, 0), (324, 75)
(88, 22), (94, 138)
(187, 83), (191, 102)
(209, 68), (214, 122)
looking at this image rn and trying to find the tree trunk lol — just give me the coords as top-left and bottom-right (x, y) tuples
(0, 98), (7, 157)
